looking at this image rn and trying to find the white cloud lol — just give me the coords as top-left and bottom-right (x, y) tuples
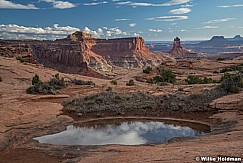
(218, 4), (243, 8)
(41, 0), (77, 9)
(115, 18), (131, 21)
(149, 29), (162, 33)
(181, 4), (193, 7)
(202, 26), (218, 29)
(203, 18), (235, 24)
(178, 29), (187, 32)
(0, 0), (38, 9)
(129, 23), (136, 27)
(0, 24), (80, 40)
(169, 7), (191, 14)
(163, 0), (191, 6)
(133, 33), (140, 37)
(116, 0), (191, 7)
(83, 26), (129, 38)
(83, 1), (108, 6)
(229, 26), (243, 29)
(0, 24), (140, 40)
(146, 16), (188, 21)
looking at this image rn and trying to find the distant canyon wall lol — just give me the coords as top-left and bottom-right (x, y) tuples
(0, 31), (163, 75)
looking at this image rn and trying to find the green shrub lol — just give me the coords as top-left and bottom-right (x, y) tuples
(220, 73), (243, 93)
(126, 80), (135, 86)
(145, 69), (176, 85)
(159, 69), (176, 84)
(217, 58), (225, 61)
(32, 74), (41, 85)
(49, 74), (66, 89)
(27, 73), (68, 95)
(143, 66), (152, 74)
(110, 80), (117, 85)
(146, 78), (154, 84)
(71, 79), (95, 86)
(186, 75), (218, 84)
(106, 86), (113, 92)
(220, 65), (241, 73)
(16, 56), (25, 63)
(0, 76), (2, 82)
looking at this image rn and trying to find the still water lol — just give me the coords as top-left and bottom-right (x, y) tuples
(34, 119), (209, 145)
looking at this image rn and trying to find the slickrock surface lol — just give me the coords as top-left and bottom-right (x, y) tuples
(0, 56), (242, 163)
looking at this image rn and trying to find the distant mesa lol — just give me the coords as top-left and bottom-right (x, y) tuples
(168, 37), (197, 58)
(232, 35), (243, 41)
(210, 36), (226, 41)
(198, 35), (243, 47)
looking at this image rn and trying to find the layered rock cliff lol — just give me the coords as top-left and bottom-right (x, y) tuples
(0, 31), (163, 76)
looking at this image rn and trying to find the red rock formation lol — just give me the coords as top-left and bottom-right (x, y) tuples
(0, 31), (164, 77)
(168, 37), (197, 58)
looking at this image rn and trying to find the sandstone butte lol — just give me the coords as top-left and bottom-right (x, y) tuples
(0, 31), (164, 76)
(168, 37), (198, 58)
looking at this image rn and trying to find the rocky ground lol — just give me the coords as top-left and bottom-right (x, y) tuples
(0, 56), (243, 163)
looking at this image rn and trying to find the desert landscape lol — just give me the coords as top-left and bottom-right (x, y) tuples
(0, 0), (243, 163)
(0, 30), (242, 162)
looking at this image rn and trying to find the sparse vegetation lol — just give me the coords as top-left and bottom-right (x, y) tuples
(143, 66), (152, 74)
(186, 75), (218, 84)
(126, 80), (135, 86)
(158, 69), (176, 84)
(32, 74), (41, 85)
(26, 73), (67, 94)
(16, 56), (25, 63)
(110, 80), (117, 85)
(217, 58), (225, 61)
(71, 79), (95, 86)
(106, 86), (113, 92)
(220, 65), (242, 73)
(220, 73), (243, 93)
(147, 69), (176, 85)
(63, 89), (227, 115)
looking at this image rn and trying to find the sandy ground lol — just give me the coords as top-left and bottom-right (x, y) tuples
(0, 56), (243, 163)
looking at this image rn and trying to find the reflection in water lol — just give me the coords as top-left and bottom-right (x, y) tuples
(34, 120), (207, 145)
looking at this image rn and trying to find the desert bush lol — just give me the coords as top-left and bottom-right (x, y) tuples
(26, 82), (56, 95)
(155, 69), (176, 84)
(16, 56), (25, 63)
(63, 89), (227, 116)
(126, 80), (135, 86)
(0, 76), (2, 82)
(146, 78), (154, 84)
(106, 86), (113, 92)
(186, 75), (218, 84)
(220, 65), (241, 73)
(217, 58), (225, 61)
(49, 73), (66, 89)
(27, 73), (67, 94)
(143, 66), (152, 74)
(71, 79), (95, 86)
(110, 80), (117, 85)
(145, 69), (176, 85)
(220, 73), (243, 93)
(32, 74), (41, 85)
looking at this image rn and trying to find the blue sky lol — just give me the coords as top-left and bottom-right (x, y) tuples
(0, 0), (243, 41)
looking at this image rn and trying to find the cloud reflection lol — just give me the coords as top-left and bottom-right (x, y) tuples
(34, 121), (204, 145)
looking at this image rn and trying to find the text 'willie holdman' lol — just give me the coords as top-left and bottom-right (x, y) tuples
(195, 156), (242, 162)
